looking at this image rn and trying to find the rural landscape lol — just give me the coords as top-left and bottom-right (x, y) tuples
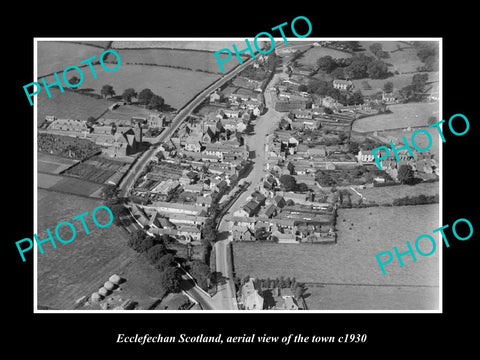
(36, 39), (440, 311)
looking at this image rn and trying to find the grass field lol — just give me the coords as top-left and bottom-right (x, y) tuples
(358, 182), (439, 205)
(352, 71), (439, 97)
(37, 87), (112, 121)
(36, 189), (166, 310)
(111, 40), (254, 52)
(37, 154), (78, 174)
(297, 46), (352, 66)
(41, 64), (221, 110)
(352, 102), (439, 132)
(110, 48), (237, 74)
(232, 204), (439, 309)
(37, 41), (105, 77)
(303, 283), (438, 310)
(360, 40), (427, 74)
(38, 173), (103, 197)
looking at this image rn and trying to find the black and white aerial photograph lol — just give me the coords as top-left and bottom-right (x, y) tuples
(34, 39), (441, 311)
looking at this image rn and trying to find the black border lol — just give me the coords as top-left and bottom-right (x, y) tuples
(6, 6), (477, 355)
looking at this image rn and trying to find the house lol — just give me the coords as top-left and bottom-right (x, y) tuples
(243, 200), (261, 217)
(274, 195), (286, 208)
(233, 227), (255, 241)
(202, 127), (216, 144)
(333, 79), (354, 91)
(250, 191), (266, 206)
(223, 108), (243, 119)
(149, 201), (204, 216)
(382, 91), (399, 104)
(196, 195), (212, 208)
(210, 90), (223, 103)
(357, 149), (375, 163)
(147, 114), (166, 128)
(176, 225), (202, 242)
(240, 278), (264, 310)
(282, 296), (299, 310)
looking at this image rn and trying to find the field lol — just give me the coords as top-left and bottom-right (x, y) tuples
(358, 182), (439, 205)
(360, 40), (427, 74)
(352, 102), (439, 132)
(297, 46), (352, 66)
(232, 204), (440, 309)
(41, 64), (221, 110)
(110, 48), (238, 74)
(63, 155), (128, 184)
(111, 40), (254, 52)
(352, 71), (439, 97)
(36, 190), (166, 310)
(38, 173), (103, 197)
(37, 87), (113, 122)
(37, 153), (78, 174)
(303, 283), (438, 310)
(37, 41), (105, 77)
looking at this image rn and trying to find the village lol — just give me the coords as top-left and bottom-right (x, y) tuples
(37, 40), (440, 311)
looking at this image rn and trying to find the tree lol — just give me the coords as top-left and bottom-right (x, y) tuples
(149, 94), (165, 110)
(295, 182), (309, 192)
(138, 88), (154, 105)
(69, 76), (81, 86)
(412, 73), (428, 92)
(101, 184), (118, 200)
(279, 174), (297, 191)
(122, 88), (137, 103)
(367, 60), (389, 79)
(397, 164), (415, 185)
(128, 229), (147, 252)
(146, 244), (168, 264)
(316, 56), (337, 73)
(383, 81), (394, 93)
(139, 236), (156, 253)
(369, 42), (383, 55)
(87, 116), (97, 125)
(189, 260), (211, 290)
(101, 84), (115, 99)
(298, 84), (308, 92)
(155, 253), (176, 271)
(254, 227), (269, 241)
(330, 67), (345, 80)
(349, 90), (364, 105)
(160, 266), (182, 293)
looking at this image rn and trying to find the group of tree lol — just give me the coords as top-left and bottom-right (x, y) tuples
(127, 229), (182, 293)
(101, 84), (115, 99)
(399, 73), (429, 102)
(369, 43), (390, 59)
(392, 194), (439, 206)
(413, 41), (438, 72)
(187, 259), (212, 291)
(279, 174), (310, 193)
(316, 53), (391, 80)
(201, 218), (218, 264)
(120, 88), (165, 110)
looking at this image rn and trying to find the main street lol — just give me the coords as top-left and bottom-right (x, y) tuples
(212, 69), (287, 310)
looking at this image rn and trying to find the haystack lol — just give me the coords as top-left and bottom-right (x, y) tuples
(104, 281), (115, 291)
(98, 287), (110, 297)
(109, 274), (122, 285)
